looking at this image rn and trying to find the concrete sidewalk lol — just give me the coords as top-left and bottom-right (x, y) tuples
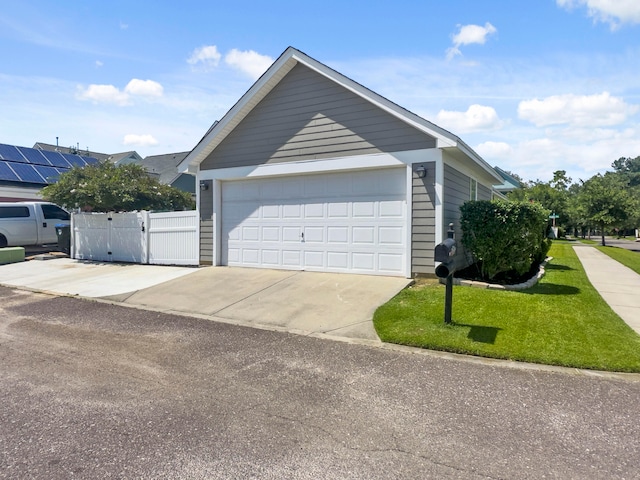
(573, 243), (640, 335)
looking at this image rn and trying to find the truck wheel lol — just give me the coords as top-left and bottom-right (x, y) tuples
(0, 235), (7, 248)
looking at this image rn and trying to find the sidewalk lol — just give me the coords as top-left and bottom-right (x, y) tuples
(573, 243), (640, 335)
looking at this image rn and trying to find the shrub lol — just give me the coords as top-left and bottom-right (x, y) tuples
(460, 200), (550, 280)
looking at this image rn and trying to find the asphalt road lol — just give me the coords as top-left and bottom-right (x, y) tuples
(1, 286), (639, 479)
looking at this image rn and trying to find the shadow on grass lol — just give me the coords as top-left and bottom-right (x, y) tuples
(453, 323), (502, 344)
(521, 283), (580, 295)
(545, 264), (574, 271)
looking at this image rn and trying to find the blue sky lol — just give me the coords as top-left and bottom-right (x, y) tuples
(1, 0), (639, 183)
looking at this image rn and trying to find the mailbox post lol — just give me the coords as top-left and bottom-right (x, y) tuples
(434, 223), (457, 324)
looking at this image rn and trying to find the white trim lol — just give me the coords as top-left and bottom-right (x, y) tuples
(405, 165), (413, 277)
(212, 179), (222, 266)
(197, 150), (432, 182)
(435, 156), (444, 243)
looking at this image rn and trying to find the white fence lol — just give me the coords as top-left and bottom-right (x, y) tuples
(72, 211), (198, 266)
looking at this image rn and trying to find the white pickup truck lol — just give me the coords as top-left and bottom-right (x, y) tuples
(0, 202), (70, 247)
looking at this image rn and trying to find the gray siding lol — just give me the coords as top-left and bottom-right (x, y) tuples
(411, 162), (436, 276)
(478, 183), (491, 201)
(201, 64), (436, 170)
(199, 220), (213, 265)
(199, 181), (214, 265)
(443, 164), (471, 238)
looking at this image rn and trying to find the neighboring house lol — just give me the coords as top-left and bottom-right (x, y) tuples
(34, 142), (143, 167)
(139, 152), (195, 196)
(179, 47), (502, 277)
(33, 142), (111, 162)
(493, 166), (524, 195)
(107, 151), (143, 166)
(1, 142), (99, 201)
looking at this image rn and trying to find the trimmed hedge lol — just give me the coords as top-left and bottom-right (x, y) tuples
(460, 200), (551, 281)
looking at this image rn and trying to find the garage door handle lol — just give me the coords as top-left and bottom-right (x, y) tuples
(301, 231), (304, 241)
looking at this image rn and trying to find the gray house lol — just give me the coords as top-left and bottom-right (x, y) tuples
(179, 47), (501, 277)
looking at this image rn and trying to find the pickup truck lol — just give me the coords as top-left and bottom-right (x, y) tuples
(0, 202), (70, 247)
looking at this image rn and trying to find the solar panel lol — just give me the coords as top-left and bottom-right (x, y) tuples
(39, 150), (72, 168)
(33, 165), (62, 184)
(0, 161), (20, 181)
(17, 146), (52, 166)
(0, 143), (27, 163)
(9, 162), (47, 184)
(81, 156), (100, 165)
(61, 153), (85, 167)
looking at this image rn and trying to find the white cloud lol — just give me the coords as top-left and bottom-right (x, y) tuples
(76, 84), (130, 106)
(518, 92), (639, 127)
(187, 45), (222, 70)
(95, 60), (103, 68)
(76, 79), (164, 106)
(224, 49), (274, 79)
(436, 104), (503, 133)
(475, 141), (513, 159)
(446, 22), (497, 60)
(119, 21), (129, 30)
(123, 134), (159, 147)
(124, 78), (164, 97)
(557, 0), (640, 29)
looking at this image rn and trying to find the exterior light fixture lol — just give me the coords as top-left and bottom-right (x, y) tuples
(200, 180), (209, 191)
(416, 165), (427, 178)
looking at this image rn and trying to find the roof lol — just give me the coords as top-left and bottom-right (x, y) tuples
(106, 151), (143, 165)
(140, 151), (190, 185)
(493, 166), (524, 193)
(33, 142), (110, 162)
(1, 142), (99, 186)
(179, 47), (502, 183)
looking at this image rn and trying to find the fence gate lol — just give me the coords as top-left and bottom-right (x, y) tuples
(71, 211), (198, 266)
(72, 212), (146, 263)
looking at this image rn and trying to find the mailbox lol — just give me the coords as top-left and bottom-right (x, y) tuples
(434, 238), (457, 278)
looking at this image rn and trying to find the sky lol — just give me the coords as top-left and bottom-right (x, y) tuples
(1, 0), (639, 184)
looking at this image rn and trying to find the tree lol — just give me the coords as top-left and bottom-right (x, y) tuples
(575, 173), (635, 246)
(41, 162), (195, 212)
(507, 170), (572, 233)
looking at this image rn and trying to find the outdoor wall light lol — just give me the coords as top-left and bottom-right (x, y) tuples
(416, 165), (427, 178)
(200, 180), (209, 191)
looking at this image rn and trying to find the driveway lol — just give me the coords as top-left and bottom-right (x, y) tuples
(107, 266), (412, 341)
(0, 258), (412, 341)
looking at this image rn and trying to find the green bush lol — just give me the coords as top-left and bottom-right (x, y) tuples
(460, 200), (550, 280)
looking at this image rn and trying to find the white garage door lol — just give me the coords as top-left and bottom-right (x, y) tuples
(221, 168), (407, 276)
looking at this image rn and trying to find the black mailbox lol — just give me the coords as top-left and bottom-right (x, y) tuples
(434, 238), (457, 278)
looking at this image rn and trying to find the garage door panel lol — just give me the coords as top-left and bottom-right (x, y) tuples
(262, 249), (279, 265)
(221, 168), (407, 276)
(352, 227), (375, 244)
(283, 227), (301, 242)
(353, 202), (375, 218)
(328, 202), (348, 218)
(327, 226), (348, 243)
(379, 227), (403, 245)
(283, 204), (301, 218)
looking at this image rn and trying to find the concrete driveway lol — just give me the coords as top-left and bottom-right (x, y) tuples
(0, 258), (412, 341)
(108, 267), (411, 341)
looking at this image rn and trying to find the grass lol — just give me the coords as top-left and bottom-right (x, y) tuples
(595, 245), (640, 275)
(373, 241), (640, 372)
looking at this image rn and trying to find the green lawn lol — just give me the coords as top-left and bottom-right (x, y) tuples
(373, 241), (640, 372)
(595, 245), (640, 275)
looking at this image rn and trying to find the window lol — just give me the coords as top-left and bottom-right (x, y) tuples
(0, 206), (30, 218)
(470, 178), (477, 200)
(41, 204), (70, 221)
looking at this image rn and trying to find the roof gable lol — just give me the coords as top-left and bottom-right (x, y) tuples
(179, 47), (501, 183)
